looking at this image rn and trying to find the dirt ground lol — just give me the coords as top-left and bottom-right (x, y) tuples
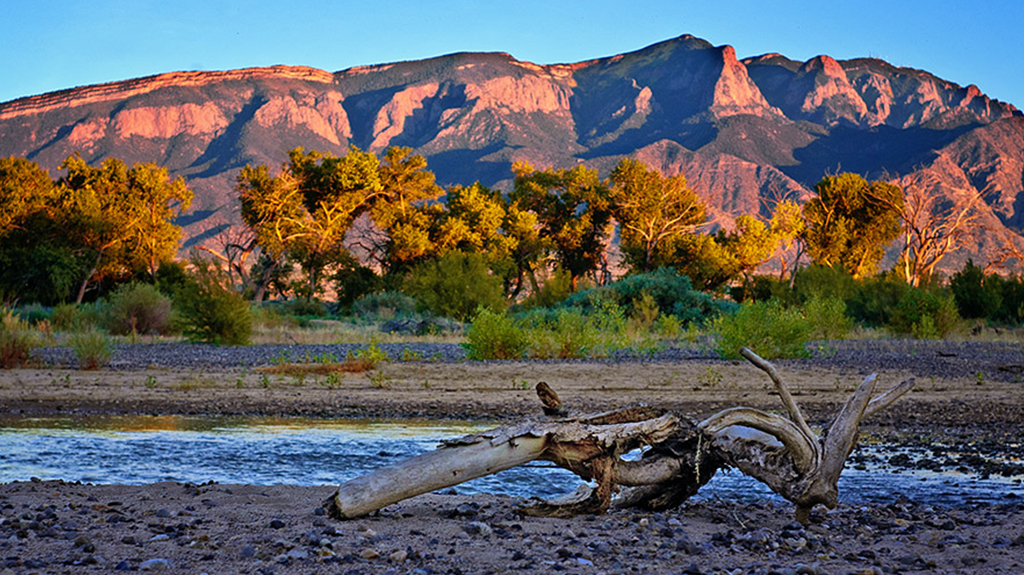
(2, 347), (1024, 573)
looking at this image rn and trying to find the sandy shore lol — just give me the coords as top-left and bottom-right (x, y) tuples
(2, 341), (1024, 573)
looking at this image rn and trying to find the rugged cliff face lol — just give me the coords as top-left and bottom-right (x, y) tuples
(0, 35), (1020, 264)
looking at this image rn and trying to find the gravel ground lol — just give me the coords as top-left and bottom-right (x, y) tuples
(31, 339), (1024, 382)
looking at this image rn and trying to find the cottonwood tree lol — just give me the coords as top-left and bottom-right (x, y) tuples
(609, 158), (707, 273)
(366, 147), (444, 271)
(718, 214), (780, 285)
(0, 157), (76, 303)
(802, 173), (903, 279)
(238, 146), (384, 300)
(768, 198), (806, 283)
(512, 163), (614, 291)
(58, 155), (192, 303)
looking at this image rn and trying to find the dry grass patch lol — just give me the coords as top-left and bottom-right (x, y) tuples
(255, 359), (377, 377)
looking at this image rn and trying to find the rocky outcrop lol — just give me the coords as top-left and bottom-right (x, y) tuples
(0, 34), (1021, 268)
(0, 66), (334, 120)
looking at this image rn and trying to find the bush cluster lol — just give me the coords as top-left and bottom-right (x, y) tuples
(172, 259), (252, 345)
(0, 309), (38, 368)
(104, 282), (173, 336)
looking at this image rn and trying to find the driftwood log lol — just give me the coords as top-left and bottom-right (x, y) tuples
(326, 348), (913, 523)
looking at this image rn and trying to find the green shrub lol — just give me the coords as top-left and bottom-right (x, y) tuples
(521, 308), (602, 359)
(0, 309), (38, 368)
(69, 328), (113, 369)
(154, 260), (191, 297)
(792, 264), (857, 303)
(950, 260), (1002, 320)
(464, 308), (528, 360)
(561, 268), (733, 325)
(628, 291), (661, 332)
(173, 259), (252, 345)
(50, 303), (82, 331)
(16, 304), (51, 326)
(332, 260), (383, 310)
(284, 298), (329, 318)
(104, 282), (173, 336)
(352, 291), (418, 321)
(846, 275), (909, 327)
(710, 299), (811, 359)
(654, 314), (684, 340)
(404, 251), (505, 321)
(802, 295), (854, 340)
(519, 267), (574, 310)
(997, 275), (1024, 324)
(887, 288), (960, 338)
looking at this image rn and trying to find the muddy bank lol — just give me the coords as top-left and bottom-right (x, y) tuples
(2, 480), (1023, 575)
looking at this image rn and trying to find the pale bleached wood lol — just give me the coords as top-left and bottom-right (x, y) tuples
(327, 434), (547, 519)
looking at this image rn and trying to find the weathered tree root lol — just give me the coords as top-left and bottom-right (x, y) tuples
(325, 348), (913, 523)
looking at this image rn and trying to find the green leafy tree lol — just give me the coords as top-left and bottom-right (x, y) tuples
(664, 233), (740, 292)
(802, 173), (903, 278)
(512, 162), (614, 291)
(718, 215), (779, 285)
(368, 147), (444, 271)
(609, 158), (706, 272)
(58, 156), (192, 302)
(0, 158), (77, 303)
(768, 198), (806, 282)
(238, 146), (383, 300)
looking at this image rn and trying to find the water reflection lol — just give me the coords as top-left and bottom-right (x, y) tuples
(1, 415), (1021, 506)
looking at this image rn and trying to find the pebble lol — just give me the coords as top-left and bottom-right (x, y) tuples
(360, 548), (380, 559)
(463, 521), (492, 537)
(240, 545), (256, 557)
(389, 549), (408, 562)
(140, 558), (171, 571)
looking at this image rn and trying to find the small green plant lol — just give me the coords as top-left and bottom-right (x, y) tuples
(368, 370), (391, 389)
(320, 372), (343, 389)
(144, 375), (158, 388)
(260, 374), (270, 388)
(400, 346), (423, 362)
(349, 341), (390, 370)
(697, 366), (723, 388)
(710, 299), (811, 360)
(0, 309), (38, 369)
(421, 379), (430, 389)
(68, 328), (113, 370)
(236, 369), (248, 388)
(976, 371), (985, 386)
(464, 309), (528, 360)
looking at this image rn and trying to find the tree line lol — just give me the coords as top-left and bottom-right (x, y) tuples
(0, 146), (1004, 309)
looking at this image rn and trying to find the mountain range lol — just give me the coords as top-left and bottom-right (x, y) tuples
(1, 34), (1021, 268)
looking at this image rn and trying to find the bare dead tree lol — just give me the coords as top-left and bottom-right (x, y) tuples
(886, 171), (989, 286)
(325, 348), (913, 524)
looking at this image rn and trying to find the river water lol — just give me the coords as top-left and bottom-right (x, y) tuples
(1, 415), (1021, 507)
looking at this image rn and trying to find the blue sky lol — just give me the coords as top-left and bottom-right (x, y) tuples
(2, 0), (1021, 109)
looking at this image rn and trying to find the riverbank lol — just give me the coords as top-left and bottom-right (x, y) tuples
(2, 480), (1022, 574)
(2, 339), (1024, 573)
